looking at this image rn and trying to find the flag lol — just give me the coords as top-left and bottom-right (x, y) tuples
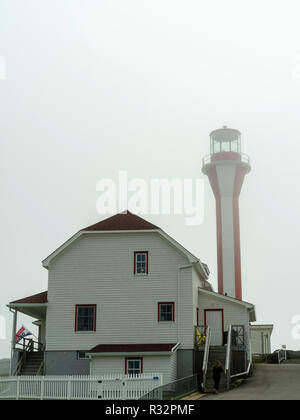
(16, 325), (32, 343)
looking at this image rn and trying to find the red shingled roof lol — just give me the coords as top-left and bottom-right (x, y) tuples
(81, 211), (160, 232)
(10, 291), (48, 305)
(89, 343), (177, 353)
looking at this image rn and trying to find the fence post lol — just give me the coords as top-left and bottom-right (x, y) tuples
(122, 377), (127, 400)
(40, 376), (45, 400)
(159, 374), (163, 388)
(67, 379), (71, 400)
(16, 377), (20, 400)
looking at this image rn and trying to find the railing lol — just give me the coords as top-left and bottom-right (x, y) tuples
(194, 326), (208, 348)
(231, 325), (246, 347)
(202, 326), (211, 389)
(277, 346), (287, 364)
(13, 339), (33, 376)
(13, 336), (45, 376)
(202, 153), (250, 167)
(139, 374), (199, 400)
(0, 373), (162, 400)
(228, 325), (251, 379)
(225, 325), (232, 374)
(36, 360), (44, 377)
(15, 335), (44, 352)
(230, 361), (252, 379)
(224, 325), (232, 390)
(225, 325), (253, 381)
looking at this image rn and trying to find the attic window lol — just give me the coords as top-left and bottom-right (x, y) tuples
(134, 251), (148, 275)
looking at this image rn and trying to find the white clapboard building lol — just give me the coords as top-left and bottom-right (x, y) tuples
(8, 211), (256, 384)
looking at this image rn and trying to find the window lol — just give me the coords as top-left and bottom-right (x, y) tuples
(125, 358), (143, 375)
(75, 305), (96, 332)
(158, 302), (175, 322)
(134, 251), (148, 275)
(77, 351), (89, 360)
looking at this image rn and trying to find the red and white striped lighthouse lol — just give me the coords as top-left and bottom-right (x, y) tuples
(202, 126), (251, 301)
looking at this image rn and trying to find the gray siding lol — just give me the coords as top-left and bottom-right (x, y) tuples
(44, 351), (90, 375)
(176, 349), (194, 379)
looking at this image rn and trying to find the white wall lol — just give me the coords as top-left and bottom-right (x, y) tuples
(197, 290), (250, 348)
(45, 232), (195, 351)
(216, 164), (237, 298)
(90, 353), (177, 385)
(250, 328), (272, 354)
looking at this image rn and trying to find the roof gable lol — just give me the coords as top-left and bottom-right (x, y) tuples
(81, 211), (159, 231)
(42, 212), (208, 276)
(198, 288), (256, 321)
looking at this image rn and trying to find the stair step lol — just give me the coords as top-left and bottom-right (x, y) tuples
(18, 351), (44, 376)
(205, 380), (227, 384)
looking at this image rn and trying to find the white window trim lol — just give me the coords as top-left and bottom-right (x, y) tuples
(134, 252), (148, 275)
(126, 358), (142, 375)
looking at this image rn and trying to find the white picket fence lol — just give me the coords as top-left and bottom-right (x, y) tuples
(0, 373), (162, 400)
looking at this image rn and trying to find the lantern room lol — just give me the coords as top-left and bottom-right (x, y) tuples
(210, 126), (241, 155)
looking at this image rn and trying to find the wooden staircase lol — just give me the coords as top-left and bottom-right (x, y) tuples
(204, 346), (228, 393)
(20, 351), (44, 376)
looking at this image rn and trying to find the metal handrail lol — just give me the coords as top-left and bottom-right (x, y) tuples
(202, 326), (211, 388)
(139, 374), (198, 400)
(230, 361), (252, 379)
(225, 325), (232, 374)
(227, 325), (252, 379)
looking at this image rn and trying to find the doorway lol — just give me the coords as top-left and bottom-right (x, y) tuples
(205, 309), (224, 346)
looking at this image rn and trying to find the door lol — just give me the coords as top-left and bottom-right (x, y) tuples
(205, 310), (223, 346)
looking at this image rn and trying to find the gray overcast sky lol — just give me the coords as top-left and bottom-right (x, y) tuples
(1, 0), (300, 358)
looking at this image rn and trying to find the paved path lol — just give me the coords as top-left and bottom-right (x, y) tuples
(201, 364), (300, 400)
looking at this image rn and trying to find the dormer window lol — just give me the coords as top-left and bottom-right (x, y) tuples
(134, 251), (148, 275)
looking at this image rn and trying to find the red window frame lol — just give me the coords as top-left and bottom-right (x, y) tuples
(125, 357), (143, 375)
(158, 302), (175, 322)
(75, 304), (97, 332)
(134, 251), (149, 275)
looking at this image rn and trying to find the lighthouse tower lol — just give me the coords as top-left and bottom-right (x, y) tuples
(202, 126), (251, 301)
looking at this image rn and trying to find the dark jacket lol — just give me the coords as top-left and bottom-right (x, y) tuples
(212, 366), (223, 381)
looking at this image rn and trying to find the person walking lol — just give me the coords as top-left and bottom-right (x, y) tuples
(212, 361), (223, 394)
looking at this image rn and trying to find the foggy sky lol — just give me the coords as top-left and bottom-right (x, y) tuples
(1, 0), (300, 358)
